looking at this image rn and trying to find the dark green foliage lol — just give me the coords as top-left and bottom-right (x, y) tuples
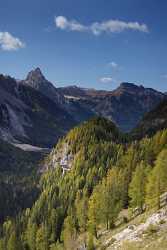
(146, 149), (167, 209)
(132, 100), (167, 139)
(129, 161), (149, 211)
(0, 117), (167, 249)
(87, 234), (95, 250)
(0, 139), (45, 222)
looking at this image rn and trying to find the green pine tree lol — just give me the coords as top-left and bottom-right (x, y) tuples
(146, 149), (167, 209)
(129, 161), (149, 212)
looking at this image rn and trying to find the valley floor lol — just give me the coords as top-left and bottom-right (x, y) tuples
(13, 143), (50, 152)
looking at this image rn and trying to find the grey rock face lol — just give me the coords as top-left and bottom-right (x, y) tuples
(23, 67), (65, 105)
(0, 74), (76, 147)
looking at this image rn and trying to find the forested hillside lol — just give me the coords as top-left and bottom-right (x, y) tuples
(0, 139), (46, 223)
(0, 117), (167, 250)
(132, 99), (167, 138)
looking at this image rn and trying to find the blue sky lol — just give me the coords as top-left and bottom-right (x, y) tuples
(0, 0), (167, 92)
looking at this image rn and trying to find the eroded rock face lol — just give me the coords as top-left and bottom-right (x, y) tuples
(25, 68), (47, 88)
(0, 76), (31, 142)
(45, 142), (74, 173)
(0, 74), (76, 147)
(0, 104), (10, 127)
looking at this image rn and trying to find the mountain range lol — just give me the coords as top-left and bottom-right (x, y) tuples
(0, 70), (91, 148)
(0, 67), (166, 149)
(59, 82), (165, 131)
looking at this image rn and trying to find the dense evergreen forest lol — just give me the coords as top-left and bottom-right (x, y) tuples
(0, 117), (167, 250)
(0, 140), (44, 223)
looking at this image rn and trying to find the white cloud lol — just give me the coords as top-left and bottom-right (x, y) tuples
(55, 16), (87, 32)
(100, 77), (113, 83)
(91, 20), (148, 35)
(0, 32), (25, 51)
(109, 61), (118, 69)
(55, 16), (149, 35)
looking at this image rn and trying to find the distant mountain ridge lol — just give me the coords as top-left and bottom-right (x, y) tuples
(21, 69), (167, 132)
(0, 68), (166, 148)
(59, 82), (165, 131)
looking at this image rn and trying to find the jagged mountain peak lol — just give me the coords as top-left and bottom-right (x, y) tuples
(25, 67), (47, 84)
(0, 73), (77, 147)
(33, 67), (42, 73)
(23, 67), (67, 105)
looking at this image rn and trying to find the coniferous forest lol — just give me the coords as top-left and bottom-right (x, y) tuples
(0, 116), (167, 250)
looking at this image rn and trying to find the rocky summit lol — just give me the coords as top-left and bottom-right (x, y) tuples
(23, 67), (65, 105)
(59, 82), (165, 131)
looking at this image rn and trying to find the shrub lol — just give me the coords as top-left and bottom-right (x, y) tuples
(144, 224), (159, 236)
